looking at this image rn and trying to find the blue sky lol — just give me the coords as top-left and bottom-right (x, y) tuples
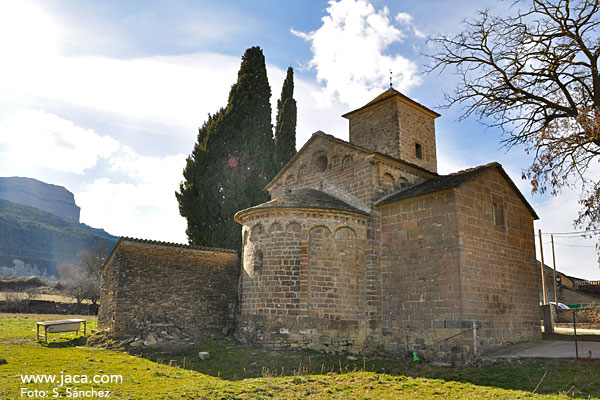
(0, 0), (598, 280)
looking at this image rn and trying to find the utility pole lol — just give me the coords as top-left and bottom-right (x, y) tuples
(539, 229), (547, 305)
(551, 234), (558, 305)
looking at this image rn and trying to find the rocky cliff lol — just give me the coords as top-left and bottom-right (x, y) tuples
(0, 177), (80, 223)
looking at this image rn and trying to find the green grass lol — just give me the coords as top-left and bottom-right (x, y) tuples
(1, 313), (599, 399)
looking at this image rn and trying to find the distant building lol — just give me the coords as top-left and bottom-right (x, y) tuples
(539, 263), (600, 305)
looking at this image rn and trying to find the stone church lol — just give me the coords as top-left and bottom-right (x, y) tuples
(99, 88), (541, 361)
(233, 88), (541, 359)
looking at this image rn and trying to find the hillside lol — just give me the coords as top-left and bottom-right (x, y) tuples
(0, 177), (81, 223)
(0, 199), (117, 278)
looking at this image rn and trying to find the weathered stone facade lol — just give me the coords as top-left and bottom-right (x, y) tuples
(343, 89), (439, 173)
(98, 238), (238, 337)
(235, 88), (541, 360)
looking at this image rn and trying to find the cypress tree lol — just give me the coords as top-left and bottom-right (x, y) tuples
(274, 67), (297, 169)
(176, 47), (274, 250)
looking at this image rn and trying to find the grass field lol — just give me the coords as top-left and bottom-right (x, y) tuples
(1, 313), (599, 399)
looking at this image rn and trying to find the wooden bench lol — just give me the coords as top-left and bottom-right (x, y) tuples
(36, 319), (87, 343)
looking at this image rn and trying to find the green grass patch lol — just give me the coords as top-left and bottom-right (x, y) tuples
(1, 313), (599, 399)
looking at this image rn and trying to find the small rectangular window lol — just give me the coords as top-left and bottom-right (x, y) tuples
(415, 143), (422, 159)
(493, 202), (505, 226)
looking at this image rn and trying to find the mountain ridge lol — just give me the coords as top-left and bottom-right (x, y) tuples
(0, 177), (81, 223)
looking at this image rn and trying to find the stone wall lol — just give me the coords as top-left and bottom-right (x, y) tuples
(98, 239), (238, 337)
(268, 134), (432, 209)
(455, 169), (540, 354)
(348, 100), (401, 160)
(378, 167), (540, 360)
(379, 190), (463, 359)
(236, 209), (380, 353)
(556, 307), (600, 324)
(346, 98), (437, 173)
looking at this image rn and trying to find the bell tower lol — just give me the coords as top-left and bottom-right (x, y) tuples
(342, 88), (439, 173)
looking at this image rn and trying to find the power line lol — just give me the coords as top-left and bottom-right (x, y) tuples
(539, 229), (600, 236)
(542, 239), (596, 248)
(551, 242), (596, 248)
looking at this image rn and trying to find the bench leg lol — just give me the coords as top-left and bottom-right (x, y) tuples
(36, 325), (39, 341)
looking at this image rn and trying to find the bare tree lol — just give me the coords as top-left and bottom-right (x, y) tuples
(58, 242), (109, 305)
(428, 0), (600, 237)
(58, 262), (90, 305)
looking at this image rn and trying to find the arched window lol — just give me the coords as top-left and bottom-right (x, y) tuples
(342, 155), (353, 171)
(396, 177), (409, 190)
(314, 155), (328, 172)
(382, 173), (395, 191)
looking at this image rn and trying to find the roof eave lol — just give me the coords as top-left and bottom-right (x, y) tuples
(342, 89), (441, 119)
(235, 204), (368, 224)
(100, 237), (124, 273)
(375, 163), (539, 220)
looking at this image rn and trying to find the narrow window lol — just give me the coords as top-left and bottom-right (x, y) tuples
(254, 250), (264, 273)
(493, 202), (505, 226)
(415, 143), (423, 159)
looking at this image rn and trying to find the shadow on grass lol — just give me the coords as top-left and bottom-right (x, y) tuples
(130, 335), (600, 399)
(41, 335), (87, 348)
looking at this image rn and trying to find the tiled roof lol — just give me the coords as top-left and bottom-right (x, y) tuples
(120, 237), (237, 253)
(377, 163), (497, 206)
(341, 87), (440, 119)
(236, 189), (367, 217)
(377, 162), (538, 219)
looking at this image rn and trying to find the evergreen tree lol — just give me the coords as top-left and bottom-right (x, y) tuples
(176, 47), (274, 250)
(274, 67), (297, 169)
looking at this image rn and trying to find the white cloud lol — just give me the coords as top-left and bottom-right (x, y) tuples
(69, 129), (189, 243)
(0, 107), (189, 243)
(0, 110), (119, 174)
(77, 169), (188, 244)
(0, 52), (240, 139)
(291, 0), (422, 108)
(395, 12), (426, 38)
(0, 0), (343, 245)
(0, 1), (60, 64)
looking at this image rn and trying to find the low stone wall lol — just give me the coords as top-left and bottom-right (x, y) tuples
(99, 238), (239, 338)
(556, 307), (600, 325)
